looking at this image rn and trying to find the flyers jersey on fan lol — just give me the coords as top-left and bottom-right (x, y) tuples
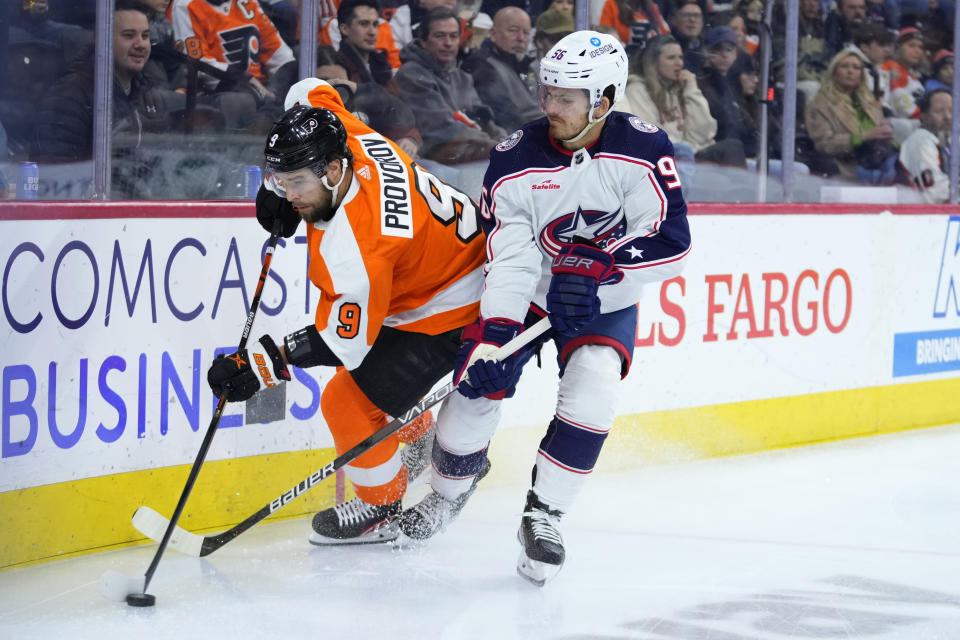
(169, 0), (295, 83)
(271, 79), (486, 370)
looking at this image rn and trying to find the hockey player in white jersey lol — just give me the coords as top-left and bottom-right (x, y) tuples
(398, 30), (691, 585)
(899, 89), (952, 204)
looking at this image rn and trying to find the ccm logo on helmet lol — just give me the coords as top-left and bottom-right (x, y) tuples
(253, 353), (277, 388)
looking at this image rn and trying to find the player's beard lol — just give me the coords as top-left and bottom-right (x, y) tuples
(297, 203), (334, 224)
(295, 189), (335, 223)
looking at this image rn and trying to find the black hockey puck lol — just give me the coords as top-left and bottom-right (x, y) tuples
(126, 592), (156, 607)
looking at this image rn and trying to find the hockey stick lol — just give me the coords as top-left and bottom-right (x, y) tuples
(131, 315), (553, 558)
(125, 221), (282, 606)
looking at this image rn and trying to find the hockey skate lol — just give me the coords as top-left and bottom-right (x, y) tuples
(398, 457), (491, 540)
(400, 420), (436, 485)
(309, 497), (401, 545)
(516, 490), (565, 586)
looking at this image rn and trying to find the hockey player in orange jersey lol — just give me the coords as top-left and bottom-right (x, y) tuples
(206, 78), (500, 544)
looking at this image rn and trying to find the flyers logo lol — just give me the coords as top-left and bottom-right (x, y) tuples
(219, 25), (260, 71)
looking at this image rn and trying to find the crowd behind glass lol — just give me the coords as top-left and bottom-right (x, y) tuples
(0, 0), (956, 203)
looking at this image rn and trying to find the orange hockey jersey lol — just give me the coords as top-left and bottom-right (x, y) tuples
(274, 79), (486, 370)
(169, 0), (295, 83)
(599, 0), (670, 46)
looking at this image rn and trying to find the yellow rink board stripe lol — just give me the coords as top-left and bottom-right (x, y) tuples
(0, 449), (341, 570)
(3, 377), (959, 570)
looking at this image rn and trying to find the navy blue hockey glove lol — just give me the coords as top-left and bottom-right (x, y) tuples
(546, 243), (617, 335)
(256, 184), (301, 238)
(207, 335), (291, 402)
(454, 318), (525, 400)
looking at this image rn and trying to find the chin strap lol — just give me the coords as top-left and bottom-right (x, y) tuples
(561, 106), (614, 145)
(321, 158), (349, 211)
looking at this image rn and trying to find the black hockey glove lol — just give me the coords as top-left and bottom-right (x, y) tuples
(256, 184), (301, 238)
(207, 335), (291, 402)
(546, 243), (618, 335)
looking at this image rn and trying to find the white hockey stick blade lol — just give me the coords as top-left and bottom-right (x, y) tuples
(132, 506), (204, 557)
(98, 570), (142, 602)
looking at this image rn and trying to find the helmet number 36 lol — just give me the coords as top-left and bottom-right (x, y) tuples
(412, 164), (481, 243)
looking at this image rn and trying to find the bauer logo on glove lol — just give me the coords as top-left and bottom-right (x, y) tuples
(207, 335), (291, 402)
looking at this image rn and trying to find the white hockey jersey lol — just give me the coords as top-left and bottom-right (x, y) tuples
(478, 113), (692, 322)
(899, 127), (950, 204)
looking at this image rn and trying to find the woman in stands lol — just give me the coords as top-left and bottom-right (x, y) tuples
(620, 34), (745, 167)
(806, 49), (897, 183)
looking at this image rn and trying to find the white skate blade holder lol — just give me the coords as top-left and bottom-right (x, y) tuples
(516, 551), (563, 587)
(308, 521), (399, 546)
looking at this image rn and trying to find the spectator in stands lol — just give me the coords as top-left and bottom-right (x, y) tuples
(465, 12), (493, 52)
(547, 0), (573, 14)
(901, 0), (954, 28)
(698, 25), (758, 158)
(32, 0), (175, 195)
(622, 34), (746, 167)
(805, 50), (897, 183)
(315, 45), (422, 157)
(390, 0), (457, 50)
(337, 0), (395, 85)
(463, 7), (541, 132)
(260, 0), (300, 46)
(728, 7), (760, 57)
(883, 27), (927, 118)
(598, 0), (670, 49)
(773, 0), (829, 104)
(8, 0), (92, 63)
(847, 22), (894, 105)
(670, 0), (706, 74)
(141, 0), (184, 91)
(924, 50), (953, 92)
(532, 7), (574, 60)
(319, 0), (403, 69)
(395, 7), (506, 163)
(169, 0), (298, 130)
(824, 0), (867, 58)
(865, 0), (899, 29)
(899, 88), (952, 203)
(711, 10), (757, 74)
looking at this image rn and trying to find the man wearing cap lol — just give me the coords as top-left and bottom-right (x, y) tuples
(883, 27), (926, 118)
(532, 7), (574, 59)
(697, 25), (757, 158)
(463, 6), (541, 131)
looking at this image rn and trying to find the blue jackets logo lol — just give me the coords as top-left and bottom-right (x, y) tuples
(893, 216), (960, 377)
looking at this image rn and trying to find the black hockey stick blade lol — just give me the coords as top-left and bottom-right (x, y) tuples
(132, 315), (552, 557)
(133, 220), (282, 594)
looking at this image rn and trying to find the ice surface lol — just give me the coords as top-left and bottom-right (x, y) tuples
(2, 425), (958, 639)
